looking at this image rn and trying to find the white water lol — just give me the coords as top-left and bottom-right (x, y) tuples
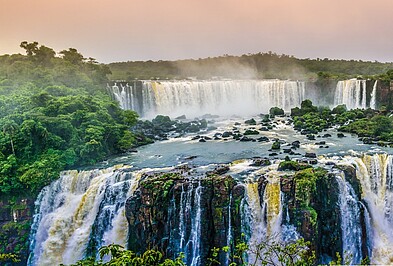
(108, 80), (306, 118)
(27, 165), (141, 266)
(370, 80), (378, 110)
(334, 79), (368, 109)
(189, 181), (202, 266)
(336, 173), (363, 264)
(107, 83), (137, 110)
(347, 154), (393, 264)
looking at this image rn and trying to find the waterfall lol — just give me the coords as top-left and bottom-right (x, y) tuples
(189, 181), (202, 266)
(370, 80), (378, 110)
(27, 165), (139, 266)
(336, 173), (363, 264)
(350, 154), (393, 264)
(244, 173), (286, 264)
(108, 80), (306, 118)
(107, 83), (137, 110)
(334, 79), (368, 109)
(225, 194), (233, 266)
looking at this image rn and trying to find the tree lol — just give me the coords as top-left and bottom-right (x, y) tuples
(20, 41), (39, 56)
(2, 119), (18, 155)
(59, 48), (85, 65)
(66, 244), (185, 266)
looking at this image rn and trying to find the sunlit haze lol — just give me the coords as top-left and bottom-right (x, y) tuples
(1, 0), (393, 63)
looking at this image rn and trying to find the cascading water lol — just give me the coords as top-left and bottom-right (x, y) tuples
(225, 194), (233, 266)
(336, 173), (363, 264)
(27, 165), (141, 266)
(107, 83), (138, 110)
(370, 80), (378, 110)
(334, 79), (368, 109)
(188, 181), (202, 266)
(243, 170), (288, 264)
(173, 181), (203, 266)
(349, 154), (393, 264)
(108, 80), (306, 118)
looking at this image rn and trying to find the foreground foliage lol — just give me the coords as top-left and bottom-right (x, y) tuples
(66, 244), (185, 266)
(70, 237), (317, 266)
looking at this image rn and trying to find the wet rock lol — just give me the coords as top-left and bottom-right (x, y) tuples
(199, 138), (206, 142)
(240, 136), (252, 142)
(125, 174), (244, 265)
(184, 155), (198, 160)
(207, 165), (230, 176)
(337, 133), (345, 138)
(222, 131), (232, 138)
(280, 176), (294, 193)
(283, 148), (292, 153)
(245, 118), (257, 125)
(305, 152), (317, 158)
(192, 135), (201, 140)
(322, 133), (332, 138)
(259, 127), (269, 131)
(315, 141), (326, 145)
(271, 141), (281, 150)
(307, 134), (316, 140)
(250, 157), (271, 167)
(244, 129), (259, 135)
(292, 140), (301, 148)
(175, 115), (187, 120)
(269, 153), (278, 156)
(257, 136), (269, 142)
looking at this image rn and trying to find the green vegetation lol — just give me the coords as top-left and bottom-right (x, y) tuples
(293, 167), (328, 230)
(290, 99), (393, 144)
(0, 253), (20, 264)
(269, 107), (284, 117)
(0, 42), (141, 197)
(108, 52), (393, 80)
(271, 141), (281, 150)
(71, 237), (317, 266)
(66, 244), (185, 266)
(278, 160), (312, 171)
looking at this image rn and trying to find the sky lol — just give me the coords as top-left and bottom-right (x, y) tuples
(1, 0), (393, 63)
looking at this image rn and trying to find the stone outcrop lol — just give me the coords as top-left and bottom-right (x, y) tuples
(125, 171), (245, 265)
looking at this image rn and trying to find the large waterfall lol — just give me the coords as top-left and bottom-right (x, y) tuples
(28, 154), (393, 265)
(27, 166), (143, 266)
(336, 173), (363, 264)
(351, 154), (393, 264)
(107, 80), (306, 118)
(334, 79), (370, 109)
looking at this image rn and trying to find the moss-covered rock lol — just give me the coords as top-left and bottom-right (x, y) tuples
(125, 169), (245, 265)
(278, 160), (312, 171)
(271, 141), (281, 150)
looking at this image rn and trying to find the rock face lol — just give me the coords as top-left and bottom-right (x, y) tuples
(0, 197), (34, 265)
(124, 165), (354, 264)
(125, 172), (245, 265)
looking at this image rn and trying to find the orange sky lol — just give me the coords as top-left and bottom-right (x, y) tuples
(1, 0), (392, 63)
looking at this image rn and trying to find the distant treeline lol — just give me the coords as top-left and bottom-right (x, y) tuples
(108, 52), (393, 81)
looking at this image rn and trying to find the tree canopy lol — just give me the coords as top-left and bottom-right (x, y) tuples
(0, 41), (139, 196)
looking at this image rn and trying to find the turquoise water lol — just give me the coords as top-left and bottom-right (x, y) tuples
(98, 116), (393, 169)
